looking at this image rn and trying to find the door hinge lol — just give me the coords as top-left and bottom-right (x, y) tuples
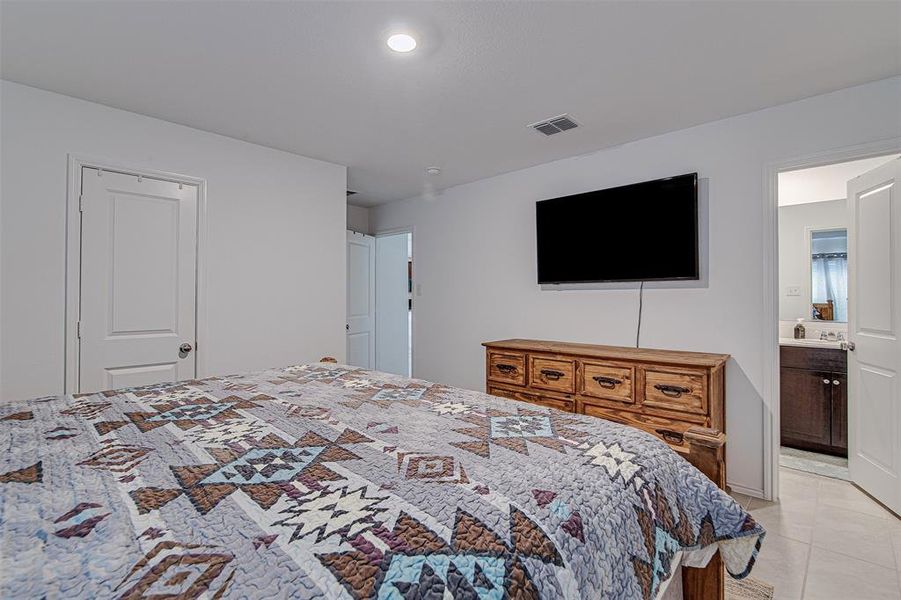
(79, 194), (84, 212)
(76, 321), (81, 339)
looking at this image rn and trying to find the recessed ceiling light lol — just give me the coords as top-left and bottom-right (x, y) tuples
(387, 33), (417, 53)
(425, 167), (441, 176)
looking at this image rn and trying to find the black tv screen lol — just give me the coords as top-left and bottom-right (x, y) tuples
(536, 173), (699, 283)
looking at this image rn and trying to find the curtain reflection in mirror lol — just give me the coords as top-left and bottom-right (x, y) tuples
(811, 229), (847, 322)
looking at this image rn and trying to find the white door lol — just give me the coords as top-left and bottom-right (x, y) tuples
(376, 232), (412, 376)
(848, 157), (901, 514)
(347, 230), (375, 368)
(79, 168), (198, 393)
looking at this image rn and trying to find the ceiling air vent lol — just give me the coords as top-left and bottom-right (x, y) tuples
(528, 114), (579, 136)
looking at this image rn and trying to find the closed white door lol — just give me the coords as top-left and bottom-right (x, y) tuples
(347, 230), (375, 368)
(79, 168), (198, 392)
(847, 157), (901, 514)
(375, 232), (412, 376)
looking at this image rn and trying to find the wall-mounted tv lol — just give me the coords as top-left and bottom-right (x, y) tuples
(536, 173), (699, 284)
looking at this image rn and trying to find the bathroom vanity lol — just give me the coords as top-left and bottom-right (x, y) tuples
(779, 341), (847, 456)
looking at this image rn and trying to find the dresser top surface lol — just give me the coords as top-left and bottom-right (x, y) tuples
(483, 339), (730, 368)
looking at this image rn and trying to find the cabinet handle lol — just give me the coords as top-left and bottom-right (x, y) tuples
(823, 378), (831, 384)
(656, 428), (685, 445)
(540, 368), (565, 381)
(832, 380), (840, 386)
(496, 364), (517, 374)
(653, 384), (691, 398)
(592, 375), (622, 389)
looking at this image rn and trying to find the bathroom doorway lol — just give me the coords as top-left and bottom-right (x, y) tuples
(776, 153), (899, 483)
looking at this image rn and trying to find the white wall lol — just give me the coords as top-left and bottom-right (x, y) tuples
(347, 204), (371, 234)
(0, 81), (347, 401)
(778, 154), (899, 206)
(778, 199), (848, 322)
(371, 77), (901, 495)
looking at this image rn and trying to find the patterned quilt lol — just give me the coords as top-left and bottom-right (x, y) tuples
(1, 363), (764, 599)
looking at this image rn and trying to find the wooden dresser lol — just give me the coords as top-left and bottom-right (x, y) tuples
(484, 339), (731, 598)
(483, 339), (728, 459)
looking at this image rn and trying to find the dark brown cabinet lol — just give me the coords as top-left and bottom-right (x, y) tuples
(780, 346), (847, 457)
(830, 374), (847, 452)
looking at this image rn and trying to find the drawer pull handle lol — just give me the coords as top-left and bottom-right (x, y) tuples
(656, 428), (685, 445)
(496, 364), (518, 374)
(592, 375), (622, 389)
(540, 368), (566, 381)
(654, 384), (691, 398)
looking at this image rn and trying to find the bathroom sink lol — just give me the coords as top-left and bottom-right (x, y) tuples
(779, 337), (845, 349)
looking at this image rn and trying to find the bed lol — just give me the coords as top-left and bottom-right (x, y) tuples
(0, 362), (764, 599)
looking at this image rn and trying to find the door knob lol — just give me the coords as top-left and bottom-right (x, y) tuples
(179, 342), (193, 354)
(346, 324), (350, 331)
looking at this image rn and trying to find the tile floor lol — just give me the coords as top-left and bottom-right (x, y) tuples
(730, 467), (901, 600)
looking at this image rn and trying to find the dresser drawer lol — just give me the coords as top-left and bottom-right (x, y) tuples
(487, 351), (526, 386)
(488, 386), (574, 412)
(529, 356), (576, 393)
(581, 401), (694, 453)
(580, 361), (634, 403)
(643, 367), (707, 417)
(532, 395), (575, 412)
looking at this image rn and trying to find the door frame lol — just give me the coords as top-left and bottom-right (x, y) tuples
(64, 154), (208, 393)
(763, 137), (901, 501)
(374, 226), (415, 378)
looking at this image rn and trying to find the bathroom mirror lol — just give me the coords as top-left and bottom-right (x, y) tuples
(810, 228), (847, 322)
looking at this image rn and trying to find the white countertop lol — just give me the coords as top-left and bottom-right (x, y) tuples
(779, 337), (845, 350)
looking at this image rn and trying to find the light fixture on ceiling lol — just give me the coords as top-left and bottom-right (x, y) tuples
(425, 167), (441, 176)
(387, 33), (417, 53)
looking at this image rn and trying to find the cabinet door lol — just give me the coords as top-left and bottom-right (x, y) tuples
(831, 373), (848, 452)
(780, 368), (833, 449)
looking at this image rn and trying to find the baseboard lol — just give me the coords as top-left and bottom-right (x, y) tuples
(727, 482), (766, 500)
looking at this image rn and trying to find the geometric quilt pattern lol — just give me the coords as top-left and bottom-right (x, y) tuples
(0, 362), (764, 599)
(451, 406), (590, 458)
(130, 430), (362, 515)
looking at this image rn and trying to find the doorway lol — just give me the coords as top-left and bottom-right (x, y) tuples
(375, 231), (413, 377)
(66, 160), (205, 394)
(771, 150), (900, 511)
(345, 229), (413, 376)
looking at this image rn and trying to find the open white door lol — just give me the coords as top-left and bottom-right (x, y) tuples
(79, 168), (198, 393)
(346, 231), (375, 368)
(847, 156), (901, 514)
(375, 232), (412, 376)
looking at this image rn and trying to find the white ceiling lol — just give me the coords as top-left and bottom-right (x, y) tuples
(2, 1), (899, 207)
(778, 154), (900, 207)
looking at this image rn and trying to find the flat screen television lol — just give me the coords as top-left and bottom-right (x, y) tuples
(536, 173), (699, 284)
